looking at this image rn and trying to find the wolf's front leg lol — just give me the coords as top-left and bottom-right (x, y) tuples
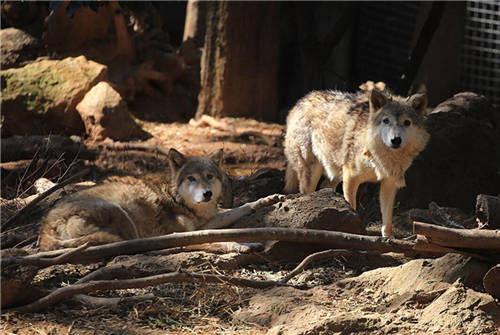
(379, 179), (398, 238)
(202, 194), (285, 229)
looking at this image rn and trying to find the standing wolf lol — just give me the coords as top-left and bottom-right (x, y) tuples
(39, 148), (283, 250)
(283, 88), (429, 237)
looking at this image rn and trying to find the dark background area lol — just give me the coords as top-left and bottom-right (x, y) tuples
(2, 1), (498, 123)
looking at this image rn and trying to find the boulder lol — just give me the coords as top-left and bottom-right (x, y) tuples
(1, 56), (108, 136)
(419, 281), (500, 334)
(233, 188), (363, 234)
(399, 92), (500, 211)
(76, 82), (145, 141)
(0, 28), (43, 70)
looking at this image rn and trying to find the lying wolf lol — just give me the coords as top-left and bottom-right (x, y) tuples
(39, 149), (283, 250)
(283, 88), (430, 237)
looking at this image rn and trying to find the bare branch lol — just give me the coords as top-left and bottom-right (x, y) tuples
(2, 228), (417, 267)
(75, 264), (129, 284)
(5, 270), (287, 313)
(2, 168), (91, 230)
(280, 249), (361, 283)
(3, 243), (90, 267)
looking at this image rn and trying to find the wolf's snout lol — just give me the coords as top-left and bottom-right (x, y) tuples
(391, 137), (402, 148)
(203, 190), (213, 201)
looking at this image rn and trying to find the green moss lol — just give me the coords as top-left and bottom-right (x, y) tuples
(1, 59), (95, 115)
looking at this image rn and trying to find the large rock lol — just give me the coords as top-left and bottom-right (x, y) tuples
(233, 188), (363, 234)
(1, 56), (108, 136)
(399, 92), (500, 211)
(419, 281), (500, 334)
(76, 82), (145, 141)
(0, 28), (43, 70)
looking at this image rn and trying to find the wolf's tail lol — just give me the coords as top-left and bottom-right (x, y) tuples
(283, 165), (299, 194)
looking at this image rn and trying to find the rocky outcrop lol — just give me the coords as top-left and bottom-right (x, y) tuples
(76, 82), (145, 141)
(0, 28), (43, 70)
(1, 56), (107, 137)
(234, 254), (499, 335)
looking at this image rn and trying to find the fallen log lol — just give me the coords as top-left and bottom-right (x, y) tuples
(483, 264), (500, 299)
(413, 235), (492, 262)
(98, 140), (170, 157)
(413, 221), (500, 250)
(476, 194), (500, 230)
(2, 228), (416, 267)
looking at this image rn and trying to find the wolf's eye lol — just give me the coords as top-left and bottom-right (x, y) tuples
(187, 176), (196, 182)
(206, 174), (213, 180)
(383, 118), (390, 124)
(403, 120), (411, 127)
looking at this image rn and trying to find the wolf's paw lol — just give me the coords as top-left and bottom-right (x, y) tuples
(251, 194), (286, 210)
(381, 225), (394, 238)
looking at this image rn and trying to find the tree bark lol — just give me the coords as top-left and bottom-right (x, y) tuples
(476, 194), (500, 230)
(183, 0), (206, 47)
(413, 221), (500, 250)
(196, 2), (279, 121)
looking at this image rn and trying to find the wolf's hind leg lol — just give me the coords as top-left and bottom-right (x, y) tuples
(298, 160), (323, 194)
(284, 165), (299, 194)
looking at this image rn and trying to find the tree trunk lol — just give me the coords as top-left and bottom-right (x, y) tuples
(196, 2), (279, 121)
(183, 0), (206, 47)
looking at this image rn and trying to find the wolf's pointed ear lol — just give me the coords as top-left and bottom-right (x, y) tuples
(168, 148), (186, 170)
(209, 148), (223, 166)
(369, 89), (388, 112)
(409, 93), (428, 115)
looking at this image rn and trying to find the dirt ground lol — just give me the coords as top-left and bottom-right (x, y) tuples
(1, 118), (499, 335)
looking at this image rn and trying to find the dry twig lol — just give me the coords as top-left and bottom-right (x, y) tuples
(2, 168), (90, 230)
(280, 249), (361, 283)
